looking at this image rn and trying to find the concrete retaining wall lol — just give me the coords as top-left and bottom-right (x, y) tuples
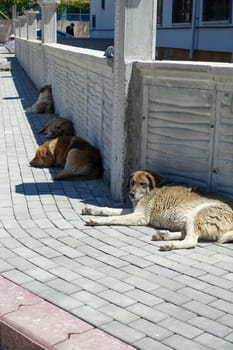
(16, 38), (233, 199)
(16, 39), (113, 183)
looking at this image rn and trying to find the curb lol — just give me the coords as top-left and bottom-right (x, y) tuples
(0, 277), (135, 350)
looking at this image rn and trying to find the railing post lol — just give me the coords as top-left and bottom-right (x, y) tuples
(25, 10), (39, 40)
(38, 0), (61, 43)
(111, 0), (157, 200)
(18, 15), (27, 38)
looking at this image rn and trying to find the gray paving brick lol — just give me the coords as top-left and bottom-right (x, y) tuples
(98, 276), (134, 293)
(130, 318), (172, 341)
(29, 255), (58, 269)
(99, 290), (136, 308)
(0, 259), (13, 273)
(73, 277), (107, 293)
(122, 275), (159, 292)
(98, 265), (130, 280)
(195, 333), (233, 350)
(209, 299), (233, 314)
(156, 302), (196, 321)
(218, 314), (233, 328)
(101, 320), (144, 344)
(159, 317), (203, 339)
(7, 256), (36, 271)
(163, 334), (210, 350)
(205, 285), (233, 303)
(127, 302), (168, 323)
(183, 300), (225, 320)
(25, 267), (55, 282)
(72, 305), (112, 327)
(125, 288), (162, 307)
(2, 269), (33, 284)
(49, 266), (81, 281)
(99, 303), (139, 324)
(134, 337), (172, 350)
(46, 278), (81, 295)
(71, 290), (107, 309)
(174, 274), (211, 290)
(152, 287), (191, 305)
(179, 286), (217, 304)
(188, 316), (232, 338)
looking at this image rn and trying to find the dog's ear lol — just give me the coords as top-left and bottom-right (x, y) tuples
(127, 173), (134, 188)
(146, 173), (157, 189)
(39, 147), (48, 159)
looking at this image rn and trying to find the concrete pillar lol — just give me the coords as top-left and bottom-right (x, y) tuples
(38, 0), (60, 43)
(25, 10), (39, 40)
(12, 4), (17, 35)
(111, 0), (157, 200)
(14, 19), (20, 37)
(18, 16), (27, 38)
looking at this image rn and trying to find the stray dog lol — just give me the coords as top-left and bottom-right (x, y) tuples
(82, 169), (166, 216)
(30, 136), (102, 181)
(38, 117), (74, 138)
(26, 85), (54, 113)
(82, 182), (233, 250)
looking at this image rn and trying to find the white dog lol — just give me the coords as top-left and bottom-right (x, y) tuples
(82, 182), (233, 250)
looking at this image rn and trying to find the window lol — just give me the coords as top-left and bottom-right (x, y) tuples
(172, 0), (192, 23)
(92, 15), (96, 28)
(101, 0), (105, 10)
(157, 0), (163, 25)
(202, 0), (230, 21)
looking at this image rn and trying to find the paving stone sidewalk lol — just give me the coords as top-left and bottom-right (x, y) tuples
(1, 45), (233, 350)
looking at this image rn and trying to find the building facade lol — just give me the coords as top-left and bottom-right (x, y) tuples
(90, 0), (233, 62)
(90, 0), (114, 38)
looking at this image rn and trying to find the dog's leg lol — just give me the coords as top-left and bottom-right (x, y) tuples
(217, 231), (233, 243)
(37, 126), (47, 134)
(159, 234), (198, 251)
(152, 230), (184, 241)
(85, 212), (148, 226)
(82, 206), (132, 216)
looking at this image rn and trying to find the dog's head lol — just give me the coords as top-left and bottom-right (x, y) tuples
(128, 170), (164, 205)
(29, 140), (55, 167)
(39, 85), (52, 94)
(46, 118), (74, 138)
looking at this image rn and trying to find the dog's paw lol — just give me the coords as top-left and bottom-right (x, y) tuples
(81, 207), (94, 215)
(152, 230), (170, 241)
(159, 242), (174, 251)
(85, 218), (98, 226)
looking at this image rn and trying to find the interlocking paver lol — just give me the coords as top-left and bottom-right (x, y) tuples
(1, 46), (233, 350)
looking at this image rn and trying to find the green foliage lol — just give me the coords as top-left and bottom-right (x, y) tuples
(60, 0), (90, 12)
(0, 0), (38, 17)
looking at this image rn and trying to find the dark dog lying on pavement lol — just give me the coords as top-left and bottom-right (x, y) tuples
(30, 136), (102, 181)
(38, 117), (74, 138)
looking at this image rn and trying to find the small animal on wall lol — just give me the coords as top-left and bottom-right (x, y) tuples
(38, 117), (75, 138)
(30, 136), (102, 181)
(82, 172), (233, 250)
(26, 85), (54, 113)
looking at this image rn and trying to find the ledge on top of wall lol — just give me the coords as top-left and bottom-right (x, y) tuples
(136, 59), (233, 74)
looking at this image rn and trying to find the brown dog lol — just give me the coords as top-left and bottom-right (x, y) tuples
(30, 136), (102, 181)
(38, 117), (74, 138)
(26, 85), (54, 113)
(82, 169), (166, 216)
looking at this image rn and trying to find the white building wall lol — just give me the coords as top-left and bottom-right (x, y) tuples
(90, 0), (114, 38)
